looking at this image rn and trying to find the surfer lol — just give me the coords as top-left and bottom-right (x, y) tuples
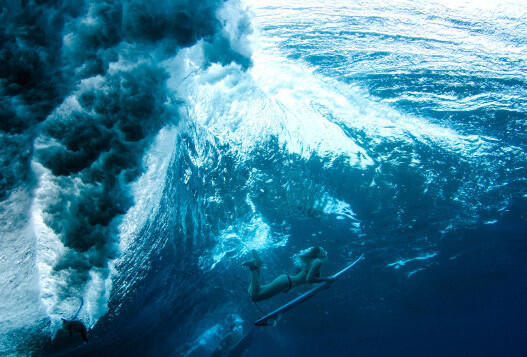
(59, 297), (89, 342)
(243, 247), (334, 302)
(61, 318), (89, 342)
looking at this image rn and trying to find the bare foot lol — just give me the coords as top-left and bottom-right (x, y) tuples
(242, 250), (263, 271)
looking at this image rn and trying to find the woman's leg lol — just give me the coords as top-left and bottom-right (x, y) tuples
(244, 250), (264, 299)
(248, 268), (261, 298)
(251, 274), (290, 302)
(244, 250), (290, 301)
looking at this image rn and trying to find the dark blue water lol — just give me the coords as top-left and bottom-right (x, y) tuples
(1, 0), (526, 356)
(244, 199), (527, 357)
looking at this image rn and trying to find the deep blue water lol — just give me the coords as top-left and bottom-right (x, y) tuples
(0, 0), (526, 356)
(244, 199), (527, 356)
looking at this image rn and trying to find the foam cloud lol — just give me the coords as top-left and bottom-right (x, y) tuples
(0, 0), (253, 328)
(36, 61), (168, 276)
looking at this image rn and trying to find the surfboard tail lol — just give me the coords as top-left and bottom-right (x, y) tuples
(255, 313), (282, 327)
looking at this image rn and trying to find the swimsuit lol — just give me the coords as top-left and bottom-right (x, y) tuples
(283, 274), (293, 293)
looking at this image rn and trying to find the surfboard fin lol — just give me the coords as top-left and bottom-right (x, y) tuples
(273, 313), (283, 327)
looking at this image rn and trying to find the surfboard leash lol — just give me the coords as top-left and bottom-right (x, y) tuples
(252, 300), (266, 315)
(72, 297), (84, 320)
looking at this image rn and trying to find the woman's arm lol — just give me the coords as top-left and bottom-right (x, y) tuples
(310, 276), (335, 283)
(306, 259), (335, 283)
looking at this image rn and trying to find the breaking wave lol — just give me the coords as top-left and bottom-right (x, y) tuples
(0, 0), (526, 355)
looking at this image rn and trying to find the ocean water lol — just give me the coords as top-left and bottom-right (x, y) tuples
(0, 0), (526, 356)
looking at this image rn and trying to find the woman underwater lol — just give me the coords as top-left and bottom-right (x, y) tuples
(243, 247), (334, 302)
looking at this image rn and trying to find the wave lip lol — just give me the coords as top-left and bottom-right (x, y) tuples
(0, 0), (254, 351)
(31, 60), (171, 331)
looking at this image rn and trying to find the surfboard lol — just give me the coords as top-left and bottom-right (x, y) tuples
(254, 253), (364, 326)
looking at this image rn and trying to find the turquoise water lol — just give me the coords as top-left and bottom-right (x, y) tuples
(0, 0), (526, 355)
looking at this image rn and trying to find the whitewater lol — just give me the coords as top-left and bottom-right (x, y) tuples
(0, 0), (526, 355)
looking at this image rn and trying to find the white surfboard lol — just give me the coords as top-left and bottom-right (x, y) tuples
(254, 253), (364, 326)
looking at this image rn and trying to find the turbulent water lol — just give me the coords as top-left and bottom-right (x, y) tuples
(0, 0), (526, 355)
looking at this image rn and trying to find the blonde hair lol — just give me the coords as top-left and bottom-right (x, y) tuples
(293, 246), (327, 269)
